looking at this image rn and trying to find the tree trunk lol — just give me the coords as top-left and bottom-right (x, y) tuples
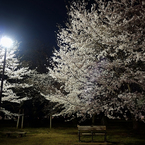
(21, 109), (24, 129)
(50, 114), (52, 129)
(16, 109), (21, 128)
(101, 115), (107, 125)
(92, 114), (95, 126)
(132, 118), (140, 134)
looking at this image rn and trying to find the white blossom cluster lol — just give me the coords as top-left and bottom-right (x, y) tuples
(0, 43), (33, 105)
(48, 0), (145, 121)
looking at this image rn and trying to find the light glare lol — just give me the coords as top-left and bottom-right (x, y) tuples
(0, 37), (13, 48)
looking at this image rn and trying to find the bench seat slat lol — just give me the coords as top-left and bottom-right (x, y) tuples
(78, 126), (106, 131)
(3, 131), (27, 137)
(94, 133), (105, 135)
(82, 133), (92, 135)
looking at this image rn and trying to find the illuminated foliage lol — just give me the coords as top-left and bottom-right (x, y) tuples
(0, 42), (33, 115)
(48, 0), (145, 121)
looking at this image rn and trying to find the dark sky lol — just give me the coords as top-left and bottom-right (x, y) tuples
(0, 0), (69, 48)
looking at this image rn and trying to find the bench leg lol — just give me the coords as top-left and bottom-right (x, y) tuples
(91, 131), (93, 142)
(104, 133), (107, 142)
(78, 131), (81, 142)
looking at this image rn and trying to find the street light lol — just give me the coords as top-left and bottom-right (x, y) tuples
(0, 36), (13, 109)
(0, 37), (13, 48)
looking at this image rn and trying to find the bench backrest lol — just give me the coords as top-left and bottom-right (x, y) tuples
(77, 125), (106, 131)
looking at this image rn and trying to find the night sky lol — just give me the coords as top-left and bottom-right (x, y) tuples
(0, 0), (69, 49)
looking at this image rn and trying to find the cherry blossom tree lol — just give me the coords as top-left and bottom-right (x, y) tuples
(0, 42), (33, 116)
(48, 0), (145, 121)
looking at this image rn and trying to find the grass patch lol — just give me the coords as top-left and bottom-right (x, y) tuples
(0, 120), (145, 145)
(0, 127), (78, 145)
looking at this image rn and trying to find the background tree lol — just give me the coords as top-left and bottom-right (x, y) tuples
(0, 41), (33, 118)
(18, 39), (59, 124)
(26, 72), (64, 126)
(19, 39), (52, 73)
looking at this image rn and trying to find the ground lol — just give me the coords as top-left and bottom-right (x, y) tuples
(0, 119), (145, 145)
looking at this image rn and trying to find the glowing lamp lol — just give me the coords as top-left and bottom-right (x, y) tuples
(0, 36), (13, 48)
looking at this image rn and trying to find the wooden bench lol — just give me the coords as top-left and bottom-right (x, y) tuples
(77, 125), (107, 142)
(3, 131), (27, 137)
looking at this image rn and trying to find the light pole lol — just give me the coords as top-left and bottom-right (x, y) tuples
(0, 36), (13, 109)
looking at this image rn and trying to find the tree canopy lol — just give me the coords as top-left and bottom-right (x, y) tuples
(48, 0), (145, 121)
(0, 41), (33, 116)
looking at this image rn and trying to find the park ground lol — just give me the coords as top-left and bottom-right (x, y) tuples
(0, 119), (145, 145)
